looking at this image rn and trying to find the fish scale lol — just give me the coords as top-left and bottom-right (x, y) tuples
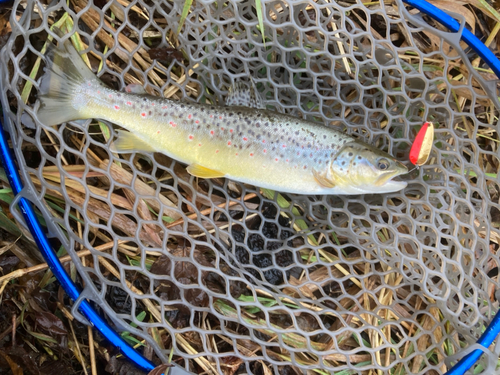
(37, 34), (408, 195)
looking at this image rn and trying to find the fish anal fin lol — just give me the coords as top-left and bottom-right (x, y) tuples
(110, 130), (156, 153)
(312, 169), (335, 188)
(187, 164), (225, 179)
(225, 79), (264, 109)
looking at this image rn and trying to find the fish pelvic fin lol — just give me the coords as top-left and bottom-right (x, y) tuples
(312, 168), (336, 188)
(110, 130), (156, 153)
(225, 79), (264, 109)
(187, 164), (225, 179)
(37, 28), (100, 126)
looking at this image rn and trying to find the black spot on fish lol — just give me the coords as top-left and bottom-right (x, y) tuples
(323, 135), (326, 139)
(342, 161), (346, 166)
(340, 168), (343, 171)
(148, 110), (152, 116)
(256, 123), (260, 128)
(348, 152), (353, 156)
(353, 162), (357, 166)
(295, 131), (299, 135)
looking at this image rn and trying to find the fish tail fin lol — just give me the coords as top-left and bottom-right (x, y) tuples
(37, 30), (99, 125)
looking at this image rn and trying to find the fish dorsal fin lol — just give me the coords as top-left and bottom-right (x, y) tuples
(225, 79), (264, 109)
(110, 130), (156, 153)
(124, 83), (147, 95)
(187, 164), (225, 178)
(312, 169), (335, 188)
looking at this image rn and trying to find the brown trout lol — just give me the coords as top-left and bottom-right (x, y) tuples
(37, 36), (408, 195)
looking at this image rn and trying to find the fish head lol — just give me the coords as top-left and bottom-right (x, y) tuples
(329, 140), (408, 194)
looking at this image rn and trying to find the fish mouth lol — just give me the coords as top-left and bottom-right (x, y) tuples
(374, 169), (408, 192)
(382, 178), (408, 191)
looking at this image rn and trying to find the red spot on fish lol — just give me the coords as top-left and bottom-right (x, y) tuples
(262, 140), (266, 143)
(141, 112), (146, 117)
(188, 114), (192, 119)
(230, 129), (233, 133)
(275, 158), (279, 162)
(227, 141), (231, 146)
(303, 166), (307, 169)
(219, 116), (222, 120)
(282, 144), (286, 148)
(195, 120), (199, 124)
(126, 101), (132, 106)
(263, 149), (267, 153)
(286, 159), (289, 162)
(151, 103), (155, 106)
(297, 152), (300, 155)
(243, 137), (248, 141)
(221, 127), (224, 130)
(210, 130), (214, 135)
(162, 105), (168, 109)
(198, 143), (201, 147)
(216, 149), (219, 153)
(87, 82), (91, 86)
(210, 115), (213, 118)
(169, 121), (176, 127)
(250, 153), (254, 157)
(188, 135), (194, 140)
(157, 130), (160, 134)
(108, 94), (113, 98)
(97, 90), (101, 94)
(235, 153), (238, 156)
(114, 105), (120, 110)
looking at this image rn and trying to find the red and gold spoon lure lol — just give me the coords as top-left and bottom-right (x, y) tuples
(409, 122), (434, 167)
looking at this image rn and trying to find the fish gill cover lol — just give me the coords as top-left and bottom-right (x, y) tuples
(0, 0), (499, 374)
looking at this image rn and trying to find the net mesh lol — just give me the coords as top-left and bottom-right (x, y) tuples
(1, 0), (500, 373)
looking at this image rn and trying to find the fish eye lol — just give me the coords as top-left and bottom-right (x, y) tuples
(377, 158), (390, 170)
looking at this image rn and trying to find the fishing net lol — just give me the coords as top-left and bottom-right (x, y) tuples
(1, 0), (499, 373)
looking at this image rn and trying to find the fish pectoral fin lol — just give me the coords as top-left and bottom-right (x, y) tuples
(110, 130), (156, 153)
(225, 79), (264, 109)
(312, 169), (336, 188)
(187, 164), (225, 179)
